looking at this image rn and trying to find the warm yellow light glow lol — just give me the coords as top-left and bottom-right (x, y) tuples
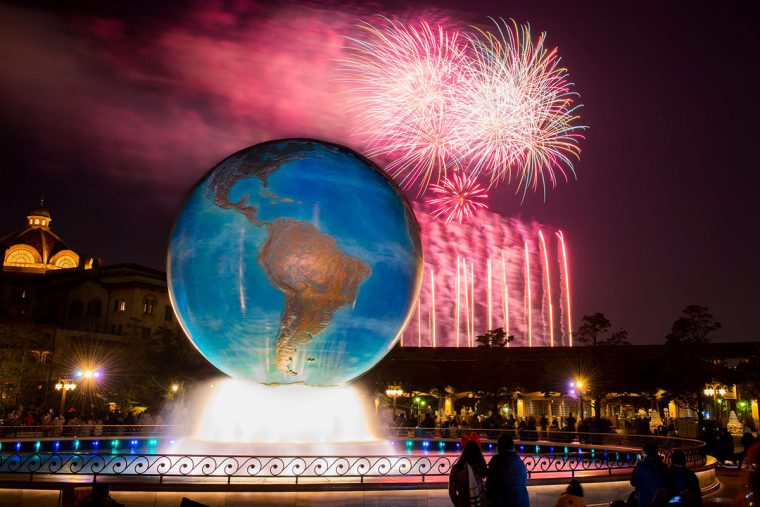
(576, 380), (584, 389)
(55, 381), (76, 391)
(189, 380), (378, 445)
(385, 387), (404, 397)
(171, 384), (180, 393)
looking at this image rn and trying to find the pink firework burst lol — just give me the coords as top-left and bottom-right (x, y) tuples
(343, 17), (586, 200)
(342, 17), (468, 192)
(458, 19), (585, 198)
(427, 172), (489, 223)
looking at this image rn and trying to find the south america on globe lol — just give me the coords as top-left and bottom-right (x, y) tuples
(168, 139), (423, 386)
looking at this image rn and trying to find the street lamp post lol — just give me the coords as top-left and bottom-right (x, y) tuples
(704, 386), (726, 426)
(570, 379), (586, 420)
(54, 380), (77, 415)
(385, 387), (404, 417)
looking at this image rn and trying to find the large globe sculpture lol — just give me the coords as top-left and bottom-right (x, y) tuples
(168, 139), (423, 386)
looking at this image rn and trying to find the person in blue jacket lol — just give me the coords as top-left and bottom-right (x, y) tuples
(486, 433), (530, 507)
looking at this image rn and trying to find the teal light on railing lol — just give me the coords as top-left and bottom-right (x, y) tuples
(74, 440), (80, 451)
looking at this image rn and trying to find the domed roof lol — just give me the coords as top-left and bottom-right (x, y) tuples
(1, 227), (69, 261)
(1, 201), (83, 271)
(28, 205), (51, 218)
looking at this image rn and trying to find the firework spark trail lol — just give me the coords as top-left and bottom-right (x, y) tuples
(343, 17), (585, 199)
(460, 19), (585, 197)
(342, 17), (468, 191)
(427, 171), (489, 223)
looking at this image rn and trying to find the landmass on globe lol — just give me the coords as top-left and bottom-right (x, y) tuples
(259, 218), (370, 375)
(206, 141), (371, 376)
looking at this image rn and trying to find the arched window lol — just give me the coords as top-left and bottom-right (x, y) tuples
(6, 249), (35, 264)
(51, 250), (79, 269)
(4, 245), (41, 266)
(54, 255), (77, 268)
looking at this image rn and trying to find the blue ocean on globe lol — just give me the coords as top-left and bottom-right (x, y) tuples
(168, 139), (423, 386)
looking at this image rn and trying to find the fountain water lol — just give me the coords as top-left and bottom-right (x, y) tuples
(170, 379), (391, 456)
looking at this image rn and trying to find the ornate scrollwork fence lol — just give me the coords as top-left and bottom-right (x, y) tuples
(0, 430), (706, 484)
(0, 450), (660, 483)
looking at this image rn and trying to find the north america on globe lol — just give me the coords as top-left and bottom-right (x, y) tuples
(168, 139), (422, 386)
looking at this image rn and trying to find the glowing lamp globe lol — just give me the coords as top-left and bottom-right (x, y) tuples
(168, 139), (423, 386)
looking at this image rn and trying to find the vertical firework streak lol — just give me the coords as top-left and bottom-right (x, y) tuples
(417, 296), (422, 347)
(463, 257), (470, 346)
(470, 261), (475, 346)
(487, 258), (493, 330)
(400, 204), (572, 348)
(538, 230), (554, 347)
(430, 268), (436, 347)
(525, 241), (532, 347)
(556, 230), (572, 346)
(455, 256), (461, 347)
(502, 249), (510, 346)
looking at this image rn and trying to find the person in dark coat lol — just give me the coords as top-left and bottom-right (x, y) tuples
(630, 442), (669, 507)
(486, 433), (530, 507)
(449, 440), (487, 507)
(668, 450), (702, 506)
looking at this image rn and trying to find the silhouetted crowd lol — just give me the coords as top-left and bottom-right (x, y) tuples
(449, 436), (708, 507)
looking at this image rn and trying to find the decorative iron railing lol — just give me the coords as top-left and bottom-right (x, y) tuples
(0, 450), (648, 483)
(0, 430), (706, 483)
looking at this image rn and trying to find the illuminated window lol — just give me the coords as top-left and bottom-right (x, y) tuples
(34, 219), (39, 225)
(113, 299), (126, 312)
(6, 248), (36, 265)
(54, 255), (77, 269)
(143, 297), (156, 316)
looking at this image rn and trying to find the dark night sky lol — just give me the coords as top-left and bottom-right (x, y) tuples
(1, 1), (757, 344)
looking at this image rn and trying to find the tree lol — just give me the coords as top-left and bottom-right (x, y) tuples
(471, 328), (515, 417)
(575, 313), (631, 347)
(475, 328), (513, 348)
(666, 305), (721, 346)
(571, 314), (630, 418)
(661, 305), (723, 429)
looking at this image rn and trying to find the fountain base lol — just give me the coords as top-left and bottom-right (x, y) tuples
(170, 379), (391, 455)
